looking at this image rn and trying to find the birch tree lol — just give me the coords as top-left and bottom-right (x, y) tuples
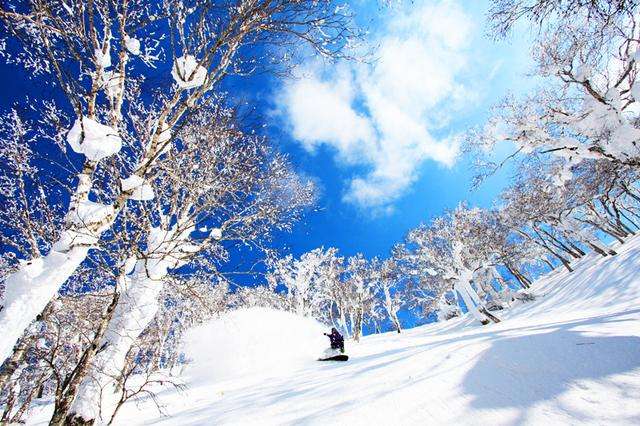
(474, 0), (640, 187)
(0, 0), (356, 366)
(59, 105), (314, 425)
(266, 247), (339, 319)
(371, 258), (403, 333)
(406, 206), (501, 325)
(343, 254), (376, 342)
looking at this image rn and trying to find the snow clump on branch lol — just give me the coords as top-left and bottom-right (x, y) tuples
(121, 175), (155, 201)
(66, 117), (122, 161)
(124, 36), (141, 56)
(172, 55), (207, 89)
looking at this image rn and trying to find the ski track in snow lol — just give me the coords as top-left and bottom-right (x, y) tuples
(28, 237), (640, 425)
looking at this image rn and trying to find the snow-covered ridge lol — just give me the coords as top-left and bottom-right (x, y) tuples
(28, 237), (640, 425)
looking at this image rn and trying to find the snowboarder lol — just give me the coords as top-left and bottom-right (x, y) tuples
(324, 328), (345, 353)
(318, 328), (348, 362)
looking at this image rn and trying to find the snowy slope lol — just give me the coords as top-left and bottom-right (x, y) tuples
(29, 238), (640, 425)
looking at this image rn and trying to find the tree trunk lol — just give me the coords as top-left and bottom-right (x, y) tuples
(567, 241), (586, 257)
(338, 307), (350, 339)
(521, 228), (573, 272)
(454, 273), (498, 325)
(382, 287), (401, 333)
(505, 264), (530, 289)
(478, 306), (501, 323)
(583, 219), (626, 244)
(352, 309), (363, 342)
(620, 182), (640, 203)
(616, 205), (640, 230)
(391, 313), (402, 333)
(0, 246), (91, 365)
(11, 372), (48, 423)
(538, 227), (582, 259)
(560, 218), (613, 256)
(48, 290), (120, 426)
(585, 241), (610, 257)
(541, 258), (554, 271)
(0, 331), (36, 393)
(63, 263), (163, 425)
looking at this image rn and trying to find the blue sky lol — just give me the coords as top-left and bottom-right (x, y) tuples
(253, 0), (536, 260)
(0, 0), (535, 281)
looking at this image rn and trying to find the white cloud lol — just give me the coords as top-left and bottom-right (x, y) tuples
(278, 0), (476, 209)
(283, 66), (375, 163)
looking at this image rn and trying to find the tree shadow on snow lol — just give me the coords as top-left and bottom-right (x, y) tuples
(462, 324), (640, 424)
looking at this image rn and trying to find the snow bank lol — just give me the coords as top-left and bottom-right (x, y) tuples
(183, 307), (328, 382)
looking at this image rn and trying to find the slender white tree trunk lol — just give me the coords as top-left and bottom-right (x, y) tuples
(482, 269), (504, 306)
(0, 160), (118, 365)
(454, 270), (491, 325)
(390, 312), (402, 333)
(348, 312), (355, 338)
(338, 307), (350, 339)
(383, 286), (401, 333)
(65, 262), (164, 424)
(465, 279), (483, 306)
(295, 291), (305, 317)
(452, 288), (460, 307)
(566, 220), (616, 256)
(353, 308), (363, 342)
(0, 245), (90, 364)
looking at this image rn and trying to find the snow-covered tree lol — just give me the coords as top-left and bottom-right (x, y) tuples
(0, 0), (357, 369)
(497, 159), (640, 274)
(475, 1), (640, 184)
(0, 288), (112, 424)
(228, 285), (290, 312)
(266, 247), (341, 321)
(343, 254), (377, 342)
(60, 106), (314, 424)
(406, 206), (501, 325)
(370, 258), (403, 333)
(316, 252), (349, 336)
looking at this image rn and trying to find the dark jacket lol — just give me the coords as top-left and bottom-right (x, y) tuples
(324, 328), (344, 351)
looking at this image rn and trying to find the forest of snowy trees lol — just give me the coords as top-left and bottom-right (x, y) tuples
(1, 0), (640, 424)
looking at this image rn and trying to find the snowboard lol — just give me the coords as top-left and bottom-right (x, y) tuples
(318, 354), (349, 362)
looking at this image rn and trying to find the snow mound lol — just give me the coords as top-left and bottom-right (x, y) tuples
(209, 227), (222, 240)
(183, 307), (328, 382)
